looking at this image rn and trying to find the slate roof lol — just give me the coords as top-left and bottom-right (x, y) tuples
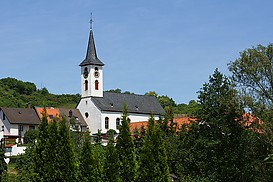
(91, 92), (165, 115)
(79, 28), (104, 66)
(1, 108), (40, 125)
(59, 108), (87, 127)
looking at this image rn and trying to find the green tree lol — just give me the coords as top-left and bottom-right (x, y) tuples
(23, 130), (37, 144)
(137, 115), (170, 182)
(0, 147), (7, 181)
(145, 91), (158, 98)
(116, 104), (137, 182)
(228, 43), (273, 108)
(104, 132), (120, 182)
(16, 145), (36, 182)
(157, 95), (176, 110)
(32, 113), (77, 181)
(56, 117), (77, 181)
(176, 69), (246, 181)
(79, 131), (103, 182)
(32, 112), (49, 181)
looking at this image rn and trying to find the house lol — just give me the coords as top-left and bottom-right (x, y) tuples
(35, 107), (87, 132)
(129, 116), (195, 134)
(35, 107), (60, 122)
(59, 108), (88, 132)
(0, 107), (40, 138)
(77, 23), (165, 134)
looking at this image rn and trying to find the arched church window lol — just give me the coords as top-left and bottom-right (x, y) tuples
(105, 117), (109, 129)
(83, 67), (88, 78)
(85, 80), (88, 91)
(85, 112), (89, 118)
(116, 118), (120, 130)
(95, 80), (99, 90)
(95, 67), (98, 71)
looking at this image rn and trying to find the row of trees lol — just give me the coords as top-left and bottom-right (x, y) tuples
(12, 106), (171, 182)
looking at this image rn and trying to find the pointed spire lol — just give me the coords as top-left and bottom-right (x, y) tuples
(79, 14), (104, 67)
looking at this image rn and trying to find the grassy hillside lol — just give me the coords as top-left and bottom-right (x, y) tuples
(0, 77), (80, 108)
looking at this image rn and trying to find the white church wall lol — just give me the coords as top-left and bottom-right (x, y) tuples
(77, 98), (102, 134)
(100, 111), (160, 134)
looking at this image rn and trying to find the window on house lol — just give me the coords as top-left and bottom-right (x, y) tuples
(19, 125), (23, 131)
(95, 80), (99, 90)
(48, 115), (53, 120)
(69, 110), (73, 118)
(29, 125), (35, 130)
(105, 117), (109, 129)
(85, 80), (88, 91)
(116, 118), (120, 130)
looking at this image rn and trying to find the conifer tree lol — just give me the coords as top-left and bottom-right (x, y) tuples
(79, 131), (103, 182)
(16, 145), (36, 182)
(104, 132), (120, 182)
(33, 111), (50, 181)
(0, 147), (7, 181)
(116, 104), (137, 182)
(33, 111), (77, 181)
(137, 115), (170, 182)
(56, 117), (77, 181)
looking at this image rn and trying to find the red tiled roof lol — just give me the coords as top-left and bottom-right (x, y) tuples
(129, 117), (196, 134)
(35, 107), (61, 123)
(130, 121), (148, 134)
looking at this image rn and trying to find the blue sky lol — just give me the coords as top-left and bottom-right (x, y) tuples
(0, 1), (272, 104)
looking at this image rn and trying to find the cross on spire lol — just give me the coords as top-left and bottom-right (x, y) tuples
(90, 13), (93, 30)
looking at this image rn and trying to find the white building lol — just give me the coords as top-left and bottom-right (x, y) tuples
(0, 107), (40, 138)
(77, 24), (165, 134)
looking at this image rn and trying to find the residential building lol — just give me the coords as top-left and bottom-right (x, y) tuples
(0, 107), (40, 138)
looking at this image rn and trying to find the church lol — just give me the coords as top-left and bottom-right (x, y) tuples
(76, 23), (165, 134)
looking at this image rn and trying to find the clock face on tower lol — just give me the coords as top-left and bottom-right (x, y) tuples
(94, 71), (100, 78)
(83, 67), (89, 79)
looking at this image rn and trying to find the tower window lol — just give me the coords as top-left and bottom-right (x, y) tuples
(85, 112), (89, 118)
(85, 80), (88, 91)
(95, 80), (99, 90)
(105, 117), (109, 129)
(95, 67), (98, 71)
(116, 118), (120, 130)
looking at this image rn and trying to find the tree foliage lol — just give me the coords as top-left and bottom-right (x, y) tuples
(23, 130), (37, 144)
(79, 131), (103, 182)
(17, 112), (77, 181)
(104, 132), (120, 182)
(116, 104), (137, 182)
(137, 115), (170, 182)
(0, 147), (7, 181)
(174, 69), (273, 181)
(228, 43), (273, 109)
(0, 77), (80, 108)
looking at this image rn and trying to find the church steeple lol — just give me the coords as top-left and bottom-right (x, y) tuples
(79, 17), (104, 98)
(79, 17), (104, 67)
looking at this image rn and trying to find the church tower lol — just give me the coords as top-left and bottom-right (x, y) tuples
(79, 21), (104, 98)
